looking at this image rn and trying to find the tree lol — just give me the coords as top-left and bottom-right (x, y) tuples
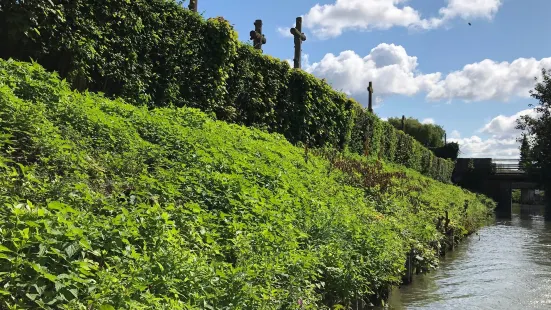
(516, 68), (551, 190)
(387, 117), (445, 148)
(433, 142), (460, 160)
(518, 134), (531, 171)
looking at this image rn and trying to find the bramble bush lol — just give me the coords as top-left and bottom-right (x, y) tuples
(0, 59), (493, 309)
(0, 0), (454, 182)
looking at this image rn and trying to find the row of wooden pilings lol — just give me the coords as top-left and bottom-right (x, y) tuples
(348, 210), (458, 309)
(403, 209), (457, 285)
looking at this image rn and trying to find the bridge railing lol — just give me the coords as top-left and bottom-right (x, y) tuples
(492, 159), (523, 174)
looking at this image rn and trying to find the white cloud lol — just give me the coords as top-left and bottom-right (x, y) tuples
(303, 43), (551, 103)
(450, 130), (461, 139)
(426, 58), (551, 102)
(303, 0), (427, 39)
(480, 109), (538, 138)
(449, 135), (520, 158)
(449, 108), (540, 158)
(277, 26), (293, 38)
(374, 96), (384, 109)
(301, 0), (502, 39)
(285, 54), (310, 69)
(305, 43), (441, 98)
(439, 0), (502, 20)
(422, 118), (435, 124)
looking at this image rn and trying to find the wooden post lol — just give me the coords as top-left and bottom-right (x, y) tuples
(367, 81), (374, 113)
(188, 0), (197, 12)
(290, 17), (307, 69)
(402, 248), (414, 284)
(401, 115), (406, 132)
(250, 20), (267, 51)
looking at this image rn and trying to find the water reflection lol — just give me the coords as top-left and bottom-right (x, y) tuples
(382, 204), (551, 310)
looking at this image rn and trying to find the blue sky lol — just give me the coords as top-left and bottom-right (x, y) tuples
(195, 0), (550, 158)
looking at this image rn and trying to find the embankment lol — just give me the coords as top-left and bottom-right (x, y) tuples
(0, 60), (494, 309)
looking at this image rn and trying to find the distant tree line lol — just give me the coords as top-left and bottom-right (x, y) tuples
(387, 117), (445, 148)
(387, 117), (460, 161)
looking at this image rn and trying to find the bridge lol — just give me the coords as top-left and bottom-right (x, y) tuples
(452, 158), (544, 217)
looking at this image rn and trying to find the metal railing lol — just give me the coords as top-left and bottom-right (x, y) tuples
(492, 159), (523, 174)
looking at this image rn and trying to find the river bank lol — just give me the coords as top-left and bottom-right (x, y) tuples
(379, 204), (551, 310)
(0, 59), (494, 309)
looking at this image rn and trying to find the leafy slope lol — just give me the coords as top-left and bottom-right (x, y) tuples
(0, 60), (493, 309)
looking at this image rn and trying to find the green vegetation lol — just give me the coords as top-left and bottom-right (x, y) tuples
(349, 108), (454, 182)
(387, 117), (446, 148)
(512, 189), (521, 203)
(0, 0), (454, 182)
(517, 69), (551, 199)
(386, 117), (460, 161)
(0, 60), (494, 309)
(512, 189), (546, 205)
(431, 142), (460, 161)
(519, 134), (532, 172)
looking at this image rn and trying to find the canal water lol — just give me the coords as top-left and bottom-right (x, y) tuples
(383, 204), (551, 310)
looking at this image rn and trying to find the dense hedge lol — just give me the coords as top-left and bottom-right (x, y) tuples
(0, 0), (238, 115)
(0, 59), (494, 309)
(0, 0), (453, 181)
(350, 107), (454, 183)
(431, 142), (460, 161)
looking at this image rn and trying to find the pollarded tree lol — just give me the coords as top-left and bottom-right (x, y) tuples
(516, 68), (551, 190)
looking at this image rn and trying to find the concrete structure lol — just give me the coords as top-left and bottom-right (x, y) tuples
(452, 158), (544, 218)
(484, 172), (540, 217)
(520, 189), (537, 204)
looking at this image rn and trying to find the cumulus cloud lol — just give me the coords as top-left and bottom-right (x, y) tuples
(422, 118), (435, 124)
(449, 109), (540, 158)
(303, 43), (551, 103)
(300, 0), (502, 39)
(439, 0), (502, 20)
(304, 43), (441, 98)
(426, 58), (551, 102)
(480, 109), (539, 138)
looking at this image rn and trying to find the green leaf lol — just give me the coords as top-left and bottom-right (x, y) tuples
(65, 243), (79, 258)
(26, 293), (38, 301)
(54, 282), (64, 291)
(44, 272), (57, 282)
(0, 245), (12, 252)
(68, 288), (78, 299)
(99, 305), (115, 310)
